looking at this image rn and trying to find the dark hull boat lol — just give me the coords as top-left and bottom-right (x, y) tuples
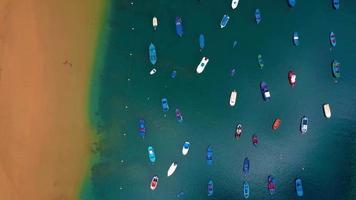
(139, 119), (146, 137)
(208, 180), (214, 196)
(288, 0), (296, 7)
(252, 135), (258, 147)
(268, 175), (276, 195)
(175, 16), (183, 37)
(260, 81), (271, 101)
(235, 124), (242, 139)
(243, 157), (250, 175)
(330, 32), (336, 47)
(175, 108), (183, 122)
(207, 145), (213, 165)
(255, 9), (261, 24)
(332, 60), (341, 78)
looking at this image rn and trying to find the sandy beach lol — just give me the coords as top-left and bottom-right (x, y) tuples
(0, 0), (105, 199)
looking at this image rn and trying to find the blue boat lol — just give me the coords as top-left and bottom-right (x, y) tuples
(255, 9), (261, 24)
(199, 34), (205, 50)
(171, 70), (177, 78)
(333, 0), (340, 10)
(220, 14), (230, 28)
(175, 108), (183, 122)
(149, 43), (157, 65)
(208, 180), (214, 196)
(206, 145), (213, 165)
(243, 157), (250, 175)
(138, 119), (145, 137)
(293, 32), (300, 46)
(260, 81), (271, 101)
(161, 98), (169, 112)
(147, 146), (156, 163)
(288, 0), (296, 7)
(295, 178), (304, 197)
(330, 32), (336, 47)
(175, 16), (183, 37)
(177, 191), (185, 198)
(243, 181), (250, 199)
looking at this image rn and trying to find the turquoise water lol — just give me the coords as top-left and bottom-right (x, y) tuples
(89, 0), (356, 199)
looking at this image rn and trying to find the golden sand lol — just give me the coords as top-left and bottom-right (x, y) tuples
(0, 0), (105, 199)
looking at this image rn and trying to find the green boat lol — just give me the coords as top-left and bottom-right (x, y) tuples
(258, 54), (264, 69)
(332, 60), (341, 78)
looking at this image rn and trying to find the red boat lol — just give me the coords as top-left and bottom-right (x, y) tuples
(235, 124), (242, 139)
(252, 135), (258, 147)
(288, 71), (296, 86)
(272, 118), (281, 130)
(150, 176), (159, 190)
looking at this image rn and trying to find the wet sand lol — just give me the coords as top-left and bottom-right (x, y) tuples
(0, 0), (105, 199)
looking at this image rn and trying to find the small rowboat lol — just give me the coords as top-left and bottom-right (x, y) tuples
(332, 60), (341, 78)
(138, 119), (146, 137)
(295, 178), (304, 197)
(243, 157), (250, 176)
(206, 145), (213, 165)
(152, 17), (158, 30)
(293, 32), (300, 46)
(148, 146), (156, 163)
(252, 134), (258, 147)
(150, 176), (159, 190)
(199, 34), (205, 51)
(196, 57), (209, 74)
(272, 118), (281, 130)
(167, 162), (177, 177)
(323, 103), (331, 118)
(229, 90), (237, 106)
(149, 43), (157, 65)
(268, 175), (276, 195)
(330, 32), (336, 47)
(288, 70), (296, 86)
(333, 0), (340, 10)
(288, 0), (296, 7)
(243, 181), (250, 199)
(255, 9), (262, 24)
(220, 14), (230, 28)
(208, 180), (214, 196)
(175, 16), (183, 37)
(176, 108), (183, 122)
(258, 54), (264, 69)
(235, 124), (242, 139)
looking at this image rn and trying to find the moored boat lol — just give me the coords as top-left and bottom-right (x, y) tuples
(293, 32), (300, 46)
(333, 0), (340, 9)
(175, 16), (183, 37)
(300, 116), (308, 134)
(323, 103), (331, 118)
(332, 60), (341, 78)
(255, 9), (262, 24)
(196, 57), (209, 74)
(235, 124), (242, 139)
(272, 118), (282, 130)
(260, 81), (271, 101)
(176, 108), (183, 122)
(243, 181), (250, 199)
(149, 43), (157, 65)
(207, 145), (213, 165)
(139, 119), (146, 137)
(182, 141), (190, 155)
(231, 0), (239, 9)
(208, 180), (214, 196)
(268, 175), (276, 195)
(199, 34), (205, 50)
(243, 157), (250, 175)
(288, 0), (296, 7)
(150, 68), (157, 75)
(161, 98), (169, 112)
(150, 176), (159, 190)
(258, 54), (264, 69)
(167, 162), (178, 177)
(288, 70), (297, 86)
(152, 17), (158, 30)
(148, 146), (156, 163)
(229, 90), (237, 106)
(220, 14), (230, 28)
(295, 178), (304, 197)
(330, 32), (336, 47)
(252, 135), (258, 147)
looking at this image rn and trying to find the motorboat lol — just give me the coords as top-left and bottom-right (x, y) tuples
(333, 0), (340, 10)
(295, 178), (304, 197)
(161, 98), (169, 112)
(229, 90), (237, 106)
(150, 176), (159, 190)
(332, 60), (341, 78)
(207, 145), (213, 165)
(300, 116), (308, 134)
(243, 157), (250, 175)
(268, 175), (276, 195)
(208, 180), (214, 196)
(330, 32), (336, 47)
(167, 162), (177, 177)
(220, 14), (230, 28)
(288, 0), (296, 7)
(176, 108), (183, 122)
(148, 146), (156, 163)
(288, 70), (296, 86)
(150, 68), (157, 75)
(230, 68), (236, 77)
(196, 57), (209, 74)
(258, 54), (264, 69)
(175, 16), (183, 37)
(243, 181), (250, 199)
(252, 135), (258, 147)
(182, 141), (190, 155)
(171, 70), (177, 78)
(139, 119), (145, 137)
(152, 17), (158, 30)
(323, 103), (331, 118)
(272, 118), (281, 130)
(199, 34), (205, 50)
(293, 32), (300, 46)
(255, 9), (261, 24)
(260, 81), (271, 101)
(235, 124), (242, 139)
(149, 43), (157, 65)
(231, 0), (239, 9)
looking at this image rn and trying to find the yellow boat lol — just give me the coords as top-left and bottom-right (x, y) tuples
(323, 103), (331, 118)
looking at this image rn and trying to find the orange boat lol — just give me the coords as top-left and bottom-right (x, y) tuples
(272, 118), (281, 130)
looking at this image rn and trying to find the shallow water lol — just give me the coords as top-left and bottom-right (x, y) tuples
(89, 0), (356, 199)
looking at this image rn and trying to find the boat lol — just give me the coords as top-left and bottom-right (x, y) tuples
(220, 14), (230, 28)
(255, 9), (262, 24)
(235, 124), (242, 139)
(260, 81), (271, 101)
(177, 191), (185, 198)
(208, 180), (214, 196)
(231, 0), (239, 9)
(288, 0), (296, 7)
(333, 0), (340, 10)
(182, 141), (190, 155)
(258, 54), (264, 69)
(171, 70), (177, 78)
(293, 32), (300, 46)
(300, 116), (308, 134)
(152, 17), (158, 30)
(243, 157), (250, 175)
(167, 162), (177, 177)
(233, 40), (238, 48)
(175, 16), (183, 37)
(139, 119), (145, 137)
(206, 145), (213, 165)
(323, 103), (331, 118)
(330, 32), (336, 47)
(231, 68), (236, 77)
(150, 68), (157, 75)
(272, 118), (282, 130)
(252, 135), (258, 147)
(295, 178), (304, 197)
(243, 181), (250, 199)
(199, 34), (205, 50)
(149, 43), (157, 65)
(268, 175), (276, 195)
(148, 146), (156, 163)
(196, 57), (209, 74)
(229, 90), (237, 106)
(288, 70), (297, 86)
(150, 175), (159, 190)
(176, 108), (183, 122)
(332, 60), (341, 78)
(161, 98), (169, 112)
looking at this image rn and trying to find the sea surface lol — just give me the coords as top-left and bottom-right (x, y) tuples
(88, 0), (356, 199)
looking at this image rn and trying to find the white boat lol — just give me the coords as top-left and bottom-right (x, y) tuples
(152, 17), (158, 30)
(230, 90), (237, 106)
(150, 68), (157, 75)
(167, 162), (178, 177)
(323, 103), (331, 118)
(182, 141), (190, 156)
(196, 57), (209, 74)
(231, 0), (239, 9)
